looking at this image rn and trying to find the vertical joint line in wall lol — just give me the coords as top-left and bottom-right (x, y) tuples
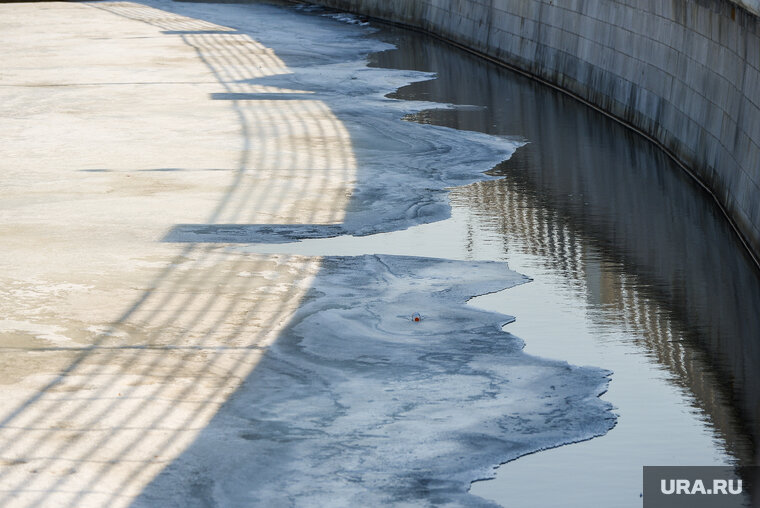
(537, 0), (545, 64)
(735, 18), (749, 152)
(486, 0), (494, 48)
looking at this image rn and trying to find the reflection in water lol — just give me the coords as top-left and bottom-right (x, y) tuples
(369, 27), (760, 470)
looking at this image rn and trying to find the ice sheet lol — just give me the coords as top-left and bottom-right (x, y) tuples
(107, 1), (618, 505)
(134, 255), (614, 507)
(152, 0), (522, 243)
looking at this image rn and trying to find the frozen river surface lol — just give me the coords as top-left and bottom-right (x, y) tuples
(127, 0), (617, 505)
(130, 0), (760, 505)
(4, 0), (757, 506)
(136, 255), (613, 506)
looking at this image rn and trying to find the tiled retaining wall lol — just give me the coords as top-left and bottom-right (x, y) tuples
(311, 0), (760, 258)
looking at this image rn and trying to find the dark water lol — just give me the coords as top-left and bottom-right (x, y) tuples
(364, 23), (760, 505)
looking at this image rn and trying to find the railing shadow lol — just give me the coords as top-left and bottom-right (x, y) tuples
(0, 2), (623, 506)
(0, 1), (356, 505)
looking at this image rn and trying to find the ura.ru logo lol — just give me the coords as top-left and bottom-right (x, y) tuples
(661, 478), (742, 495)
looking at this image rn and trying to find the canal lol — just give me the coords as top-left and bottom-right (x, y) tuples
(364, 17), (760, 507)
(5, 0), (759, 505)
(254, 4), (760, 506)
(106, 2), (759, 505)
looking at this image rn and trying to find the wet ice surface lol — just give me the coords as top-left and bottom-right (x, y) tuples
(157, 0), (519, 243)
(135, 255), (614, 507)
(163, 106), (517, 242)
(127, 0), (618, 505)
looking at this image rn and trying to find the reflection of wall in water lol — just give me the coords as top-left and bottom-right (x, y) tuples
(320, 0), (760, 281)
(452, 153), (759, 466)
(373, 30), (760, 465)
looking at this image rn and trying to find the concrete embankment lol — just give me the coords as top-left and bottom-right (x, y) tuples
(310, 0), (760, 261)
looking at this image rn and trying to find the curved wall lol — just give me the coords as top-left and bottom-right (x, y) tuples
(309, 0), (760, 259)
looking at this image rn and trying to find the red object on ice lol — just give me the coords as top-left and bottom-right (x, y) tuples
(412, 312), (421, 322)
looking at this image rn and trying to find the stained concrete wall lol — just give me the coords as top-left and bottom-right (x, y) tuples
(736, 0), (760, 16)
(310, 0), (760, 259)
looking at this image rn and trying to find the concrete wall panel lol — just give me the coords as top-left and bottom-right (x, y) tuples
(309, 0), (760, 258)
